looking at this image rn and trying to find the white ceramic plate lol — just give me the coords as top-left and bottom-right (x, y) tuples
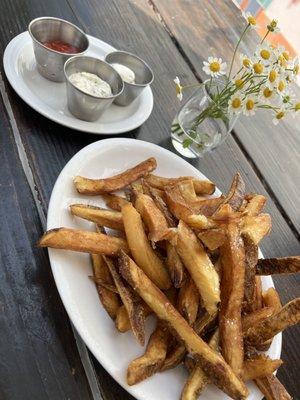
(3, 32), (153, 134)
(47, 138), (281, 400)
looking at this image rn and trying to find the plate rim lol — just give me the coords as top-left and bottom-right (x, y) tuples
(3, 32), (154, 135)
(47, 138), (282, 400)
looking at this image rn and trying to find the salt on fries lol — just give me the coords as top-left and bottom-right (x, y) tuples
(39, 157), (300, 400)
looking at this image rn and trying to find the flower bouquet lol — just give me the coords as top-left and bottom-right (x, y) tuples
(171, 14), (300, 158)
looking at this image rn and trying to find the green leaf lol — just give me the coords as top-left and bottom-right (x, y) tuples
(182, 138), (193, 148)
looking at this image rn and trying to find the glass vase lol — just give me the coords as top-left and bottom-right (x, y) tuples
(171, 79), (238, 158)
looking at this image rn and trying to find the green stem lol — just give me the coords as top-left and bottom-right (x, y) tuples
(228, 24), (250, 80)
(260, 30), (270, 44)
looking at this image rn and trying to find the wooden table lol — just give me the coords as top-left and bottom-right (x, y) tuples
(0, 0), (299, 399)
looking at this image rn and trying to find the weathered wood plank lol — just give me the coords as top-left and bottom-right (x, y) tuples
(151, 0), (300, 233)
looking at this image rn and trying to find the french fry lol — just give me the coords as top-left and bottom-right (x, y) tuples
(70, 204), (124, 231)
(166, 242), (186, 288)
(144, 174), (215, 195)
(242, 232), (258, 313)
(198, 228), (226, 251)
(212, 204), (243, 222)
(256, 256), (300, 275)
(91, 253), (120, 319)
(165, 185), (195, 220)
(243, 194), (266, 216)
(263, 288), (282, 313)
(242, 307), (275, 333)
(127, 321), (169, 385)
(104, 256), (146, 346)
(177, 179), (199, 202)
(245, 298), (300, 346)
(118, 252), (248, 400)
(242, 355), (283, 381)
(135, 193), (169, 242)
(74, 157), (157, 195)
(254, 276), (263, 311)
(89, 275), (118, 293)
(147, 185), (177, 227)
(121, 203), (171, 289)
(38, 227), (129, 256)
(102, 193), (129, 211)
(219, 223), (245, 376)
(241, 214), (271, 244)
(115, 305), (131, 332)
(255, 374), (292, 400)
(173, 221), (220, 315)
(220, 173), (245, 211)
(181, 330), (219, 400)
(178, 277), (199, 325)
(186, 214), (217, 230)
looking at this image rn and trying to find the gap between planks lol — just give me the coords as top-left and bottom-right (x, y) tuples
(0, 72), (104, 400)
(147, 0), (300, 242)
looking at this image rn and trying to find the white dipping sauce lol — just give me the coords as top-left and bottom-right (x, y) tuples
(111, 63), (135, 84)
(69, 72), (112, 97)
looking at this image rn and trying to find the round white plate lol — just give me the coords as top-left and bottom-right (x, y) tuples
(3, 32), (153, 134)
(47, 138), (281, 400)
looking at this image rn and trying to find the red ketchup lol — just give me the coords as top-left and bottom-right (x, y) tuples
(43, 40), (81, 54)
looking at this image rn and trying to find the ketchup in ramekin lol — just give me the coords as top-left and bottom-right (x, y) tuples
(43, 40), (81, 54)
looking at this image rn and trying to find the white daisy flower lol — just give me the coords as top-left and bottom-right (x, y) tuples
(259, 85), (276, 104)
(240, 53), (252, 69)
(202, 57), (227, 78)
(228, 94), (244, 115)
(255, 43), (275, 65)
(280, 88), (295, 105)
(292, 56), (300, 76)
(277, 78), (287, 94)
(174, 76), (183, 101)
(267, 19), (280, 33)
(243, 12), (257, 29)
(243, 95), (257, 116)
(266, 67), (280, 89)
(251, 57), (265, 75)
(272, 108), (288, 125)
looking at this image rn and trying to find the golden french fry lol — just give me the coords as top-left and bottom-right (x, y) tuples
(263, 288), (282, 313)
(198, 228), (226, 251)
(118, 251), (248, 400)
(241, 214), (271, 244)
(166, 242), (186, 288)
(74, 157), (157, 195)
(70, 204), (124, 231)
(243, 194), (266, 216)
(256, 256), (300, 275)
(115, 305), (131, 332)
(135, 193), (169, 242)
(121, 203), (171, 289)
(127, 321), (169, 385)
(104, 256), (146, 346)
(255, 374), (292, 400)
(254, 276), (263, 311)
(186, 214), (217, 230)
(242, 307), (275, 333)
(212, 204), (243, 222)
(219, 223), (245, 377)
(38, 227), (129, 256)
(89, 275), (118, 293)
(220, 173), (245, 211)
(242, 355), (283, 381)
(102, 193), (129, 211)
(178, 277), (199, 325)
(173, 221), (220, 315)
(245, 298), (300, 346)
(242, 232), (258, 313)
(165, 185), (195, 221)
(147, 184), (177, 227)
(177, 180), (199, 202)
(144, 174), (215, 195)
(91, 253), (120, 319)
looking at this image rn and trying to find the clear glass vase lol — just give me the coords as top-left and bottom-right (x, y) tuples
(171, 79), (238, 158)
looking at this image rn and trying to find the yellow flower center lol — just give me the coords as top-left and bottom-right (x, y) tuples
(260, 49), (270, 60)
(283, 52), (289, 61)
(278, 80), (285, 92)
(243, 58), (251, 68)
(295, 103), (300, 111)
(209, 62), (221, 73)
(276, 111), (285, 120)
(175, 84), (182, 96)
(246, 99), (255, 110)
(232, 98), (242, 109)
(278, 55), (287, 67)
(235, 79), (244, 89)
(263, 87), (272, 98)
(269, 70), (277, 83)
(247, 16), (256, 25)
(253, 63), (264, 74)
(294, 65), (299, 75)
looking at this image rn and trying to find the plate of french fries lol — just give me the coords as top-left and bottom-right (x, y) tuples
(39, 138), (300, 400)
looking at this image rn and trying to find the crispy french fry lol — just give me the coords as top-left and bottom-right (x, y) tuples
(102, 193), (129, 211)
(121, 203), (171, 289)
(38, 227), (129, 256)
(127, 321), (169, 385)
(135, 193), (169, 242)
(89, 275), (118, 293)
(245, 298), (300, 346)
(115, 305), (131, 332)
(242, 232), (258, 313)
(212, 204), (243, 222)
(198, 228), (226, 251)
(178, 277), (199, 325)
(256, 256), (300, 275)
(255, 374), (292, 400)
(254, 276), (263, 311)
(70, 204), (124, 231)
(181, 330), (219, 400)
(243, 194), (266, 216)
(104, 256), (146, 346)
(144, 174), (215, 195)
(219, 223), (245, 376)
(242, 214), (271, 244)
(173, 221), (220, 315)
(166, 242), (186, 288)
(242, 307), (275, 333)
(91, 253), (120, 319)
(242, 355), (283, 381)
(221, 173), (245, 211)
(147, 185), (177, 227)
(119, 252), (248, 400)
(177, 180), (199, 202)
(74, 158), (157, 195)
(263, 288), (282, 313)
(186, 214), (217, 230)
(165, 185), (195, 220)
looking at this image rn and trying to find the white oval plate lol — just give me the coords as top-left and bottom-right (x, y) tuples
(3, 32), (153, 134)
(47, 138), (281, 400)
